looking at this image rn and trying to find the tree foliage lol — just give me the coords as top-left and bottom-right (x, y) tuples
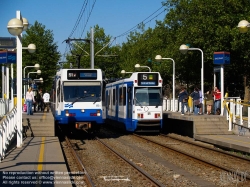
(64, 0), (250, 99)
(22, 21), (60, 91)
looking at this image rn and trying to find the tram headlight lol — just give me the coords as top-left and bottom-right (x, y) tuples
(65, 110), (69, 116)
(97, 110), (101, 116)
(81, 109), (85, 113)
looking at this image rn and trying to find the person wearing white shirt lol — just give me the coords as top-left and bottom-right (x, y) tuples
(43, 91), (50, 112)
(25, 87), (36, 115)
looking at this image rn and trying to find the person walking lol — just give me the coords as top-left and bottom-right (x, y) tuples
(191, 87), (200, 115)
(213, 86), (221, 115)
(43, 91), (50, 112)
(178, 86), (190, 115)
(25, 87), (35, 115)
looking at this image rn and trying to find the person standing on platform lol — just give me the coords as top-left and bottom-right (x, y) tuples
(43, 91), (50, 112)
(198, 88), (203, 115)
(213, 86), (221, 115)
(191, 87), (200, 115)
(205, 90), (213, 115)
(178, 86), (190, 115)
(25, 87), (35, 115)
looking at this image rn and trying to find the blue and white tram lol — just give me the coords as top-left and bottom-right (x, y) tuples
(51, 69), (105, 131)
(105, 72), (163, 132)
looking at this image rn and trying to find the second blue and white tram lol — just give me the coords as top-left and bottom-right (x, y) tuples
(51, 69), (105, 131)
(105, 72), (163, 132)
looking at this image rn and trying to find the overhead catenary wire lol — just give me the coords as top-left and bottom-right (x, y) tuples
(80, 0), (97, 38)
(68, 0), (89, 38)
(116, 5), (166, 38)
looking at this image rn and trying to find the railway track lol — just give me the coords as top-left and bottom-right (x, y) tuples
(58, 126), (95, 187)
(133, 133), (250, 182)
(59, 126), (165, 186)
(59, 125), (250, 186)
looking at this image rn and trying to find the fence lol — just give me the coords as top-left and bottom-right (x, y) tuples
(163, 96), (250, 133)
(224, 97), (250, 133)
(0, 107), (17, 162)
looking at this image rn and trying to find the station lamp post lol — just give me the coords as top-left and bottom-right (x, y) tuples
(7, 11), (36, 147)
(237, 20), (250, 33)
(23, 63), (40, 97)
(179, 44), (204, 113)
(33, 77), (43, 84)
(155, 55), (176, 112)
(27, 70), (42, 80)
(121, 70), (133, 74)
(134, 64), (151, 72)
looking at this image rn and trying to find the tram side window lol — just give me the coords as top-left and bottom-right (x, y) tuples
(119, 88), (122, 106)
(112, 88), (115, 105)
(123, 87), (126, 106)
(57, 81), (61, 102)
(107, 90), (110, 107)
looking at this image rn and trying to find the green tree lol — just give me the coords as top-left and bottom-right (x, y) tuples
(157, 0), (250, 96)
(22, 21), (60, 92)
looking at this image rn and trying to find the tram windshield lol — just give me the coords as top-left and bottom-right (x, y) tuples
(134, 87), (162, 106)
(63, 81), (101, 102)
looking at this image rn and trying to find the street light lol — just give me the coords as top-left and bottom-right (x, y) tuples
(134, 64), (151, 72)
(34, 77), (43, 84)
(121, 70), (133, 74)
(28, 70), (42, 80)
(7, 11), (36, 147)
(237, 20), (250, 33)
(23, 64), (40, 97)
(155, 55), (176, 112)
(179, 44), (204, 113)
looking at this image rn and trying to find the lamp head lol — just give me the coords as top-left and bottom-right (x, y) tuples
(34, 64), (40, 70)
(37, 70), (42, 75)
(121, 70), (126, 74)
(237, 20), (250, 33)
(135, 64), (140, 68)
(39, 78), (43, 81)
(7, 18), (23, 36)
(155, 55), (162, 62)
(22, 17), (29, 31)
(28, 44), (36, 53)
(179, 44), (189, 54)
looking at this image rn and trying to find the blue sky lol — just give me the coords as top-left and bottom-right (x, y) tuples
(0, 0), (166, 59)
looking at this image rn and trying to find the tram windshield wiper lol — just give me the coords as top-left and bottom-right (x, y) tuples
(134, 97), (143, 108)
(71, 95), (90, 105)
(93, 97), (101, 104)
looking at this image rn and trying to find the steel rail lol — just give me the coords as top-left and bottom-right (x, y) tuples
(133, 134), (250, 180)
(95, 136), (165, 187)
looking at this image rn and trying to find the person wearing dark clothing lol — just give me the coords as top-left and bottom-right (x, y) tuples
(178, 87), (190, 115)
(205, 90), (213, 115)
(191, 87), (200, 115)
(37, 89), (44, 111)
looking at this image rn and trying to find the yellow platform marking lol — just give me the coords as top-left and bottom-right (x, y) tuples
(210, 135), (250, 145)
(37, 137), (45, 171)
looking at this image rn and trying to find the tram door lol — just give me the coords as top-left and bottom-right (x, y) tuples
(127, 85), (133, 124)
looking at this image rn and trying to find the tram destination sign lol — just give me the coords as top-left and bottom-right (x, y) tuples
(0, 37), (16, 49)
(138, 73), (159, 86)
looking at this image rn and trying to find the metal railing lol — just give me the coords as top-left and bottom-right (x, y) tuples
(0, 98), (12, 118)
(163, 96), (249, 133)
(224, 97), (250, 132)
(0, 107), (17, 162)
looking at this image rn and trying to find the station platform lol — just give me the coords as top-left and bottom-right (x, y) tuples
(163, 111), (250, 154)
(0, 137), (72, 186)
(195, 134), (250, 154)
